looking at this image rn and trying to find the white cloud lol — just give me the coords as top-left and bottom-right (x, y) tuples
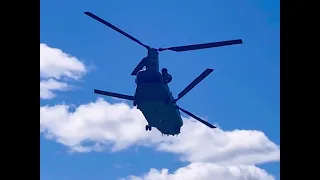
(40, 43), (87, 99)
(40, 43), (86, 80)
(122, 163), (275, 180)
(40, 78), (69, 99)
(156, 122), (279, 165)
(40, 99), (149, 151)
(40, 98), (280, 165)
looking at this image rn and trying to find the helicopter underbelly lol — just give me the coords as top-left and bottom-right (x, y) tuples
(138, 102), (183, 135)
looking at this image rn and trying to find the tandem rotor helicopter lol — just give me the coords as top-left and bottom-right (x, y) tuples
(84, 12), (243, 136)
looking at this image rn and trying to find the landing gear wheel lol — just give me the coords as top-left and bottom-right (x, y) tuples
(145, 125), (152, 131)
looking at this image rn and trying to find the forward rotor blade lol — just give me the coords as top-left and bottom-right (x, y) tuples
(84, 12), (149, 49)
(131, 57), (148, 75)
(179, 107), (216, 128)
(175, 69), (213, 102)
(94, 89), (134, 101)
(159, 39), (243, 52)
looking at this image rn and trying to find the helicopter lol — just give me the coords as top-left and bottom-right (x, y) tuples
(84, 12), (243, 136)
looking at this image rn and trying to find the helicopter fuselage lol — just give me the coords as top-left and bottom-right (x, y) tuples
(134, 69), (183, 135)
(86, 11), (240, 136)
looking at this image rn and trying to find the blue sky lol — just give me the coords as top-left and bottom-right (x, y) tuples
(40, 0), (279, 180)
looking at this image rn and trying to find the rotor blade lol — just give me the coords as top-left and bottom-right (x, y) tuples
(84, 12), (149, 49)
(131, 58), (148, 75)
(179, 107), (216, 128)
(94, 89), (134, 101)
(175, 69), (213, 102)
(159, 39), (243, 52)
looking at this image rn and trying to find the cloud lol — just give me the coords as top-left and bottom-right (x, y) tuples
(40, 43), (86, 80)
(155, 123), (279, 165)
(40, 78), (69, 99)
(40, 43), (87, 99)
(122, 163), (275, 180)
(40, 98), (279, 165)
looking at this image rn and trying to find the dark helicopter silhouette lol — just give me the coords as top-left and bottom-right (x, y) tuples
(84, 12), (243, 136)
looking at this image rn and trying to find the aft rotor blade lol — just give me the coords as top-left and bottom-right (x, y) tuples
(159, 39), (243, 52)
(178, 107), (216, 128)
(175, 69), (213, 102)
(84, 12), (149, 49)
(94, 89), (134, 101)
(131, 57), (148, 75)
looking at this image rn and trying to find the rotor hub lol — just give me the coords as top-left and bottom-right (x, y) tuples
(147, 48), (159, 57)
